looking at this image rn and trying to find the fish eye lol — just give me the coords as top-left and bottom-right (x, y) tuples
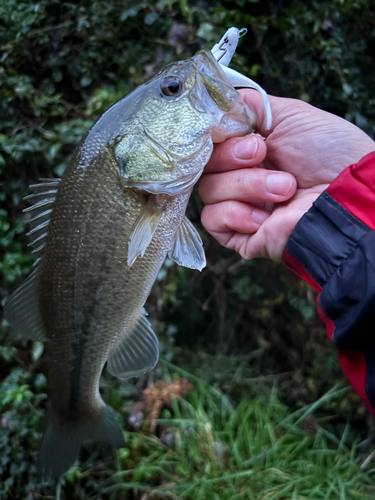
(161, 77), (183, 96)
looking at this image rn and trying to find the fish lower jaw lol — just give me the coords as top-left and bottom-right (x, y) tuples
(211, 106), (256, 143)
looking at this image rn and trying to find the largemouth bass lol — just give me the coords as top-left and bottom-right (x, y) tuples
(5, 48), (258, 478)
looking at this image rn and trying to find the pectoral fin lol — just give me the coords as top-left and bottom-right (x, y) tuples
(107, 309), (159, 379)
(168, 216), (206, 271)
(128, 197), (163, 267)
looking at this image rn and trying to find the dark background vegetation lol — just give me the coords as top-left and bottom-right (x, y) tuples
(1, 0), (375, 498)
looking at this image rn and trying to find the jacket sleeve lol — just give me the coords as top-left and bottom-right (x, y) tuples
(283, 151), (375, 415)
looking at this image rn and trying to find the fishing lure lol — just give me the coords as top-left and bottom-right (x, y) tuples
(211, 27), (272, 130)
(211, 26), (247, 66)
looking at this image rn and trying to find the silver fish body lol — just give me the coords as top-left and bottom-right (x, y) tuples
(4, 49), (256, 477)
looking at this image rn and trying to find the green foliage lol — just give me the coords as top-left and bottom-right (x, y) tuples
(0, 366), (45, 497)
(1, 0), (375, 497)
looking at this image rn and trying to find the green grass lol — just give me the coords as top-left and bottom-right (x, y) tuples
(1, 355), (375, 499)
(79, 363), (375, 500)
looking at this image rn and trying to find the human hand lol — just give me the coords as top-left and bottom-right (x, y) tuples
(199, 91), (375, 261)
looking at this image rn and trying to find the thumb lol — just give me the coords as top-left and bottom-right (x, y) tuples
(239, 89), (277, 137)
(239, 89), (298, 138)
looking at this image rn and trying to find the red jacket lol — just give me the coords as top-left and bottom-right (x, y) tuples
(283, 151), (375, 415)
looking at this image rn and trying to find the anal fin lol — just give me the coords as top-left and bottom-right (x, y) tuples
(4, 271), (46, 341)
(107, 309), (159, 379)
(168, 216), (206, 271)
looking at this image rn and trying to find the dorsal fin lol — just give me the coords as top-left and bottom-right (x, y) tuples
(3, 177), (60, 341)
(23, 178), (60, 262)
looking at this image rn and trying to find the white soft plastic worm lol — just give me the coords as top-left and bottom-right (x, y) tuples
(211, 27), (272, 130)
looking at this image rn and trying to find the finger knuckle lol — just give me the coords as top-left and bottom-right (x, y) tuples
(233, 170), (249, 193)
(222, 201), (237, 227)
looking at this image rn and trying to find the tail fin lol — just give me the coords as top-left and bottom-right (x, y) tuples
(37, 404), (124, 479)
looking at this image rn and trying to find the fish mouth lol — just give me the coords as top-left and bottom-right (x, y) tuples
(192, 50), (256, 142)
(192, 50), (272, 131)
(219, 65), (272, 130)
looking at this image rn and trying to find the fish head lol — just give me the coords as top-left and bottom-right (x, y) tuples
(116, 50), (256, 195)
